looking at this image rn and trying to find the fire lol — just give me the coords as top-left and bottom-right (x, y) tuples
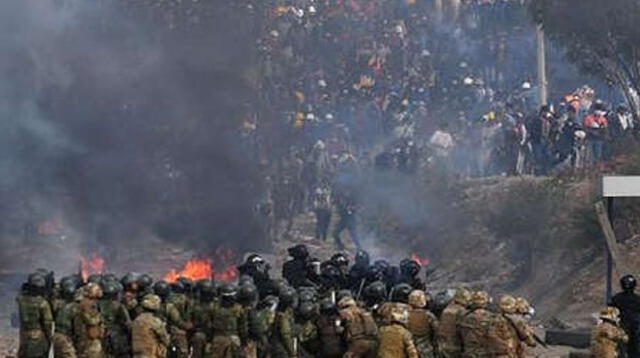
(164, 248), (238, 282)
(164, 258), (213, 282)
(411, 253), (430, 266)
(79, 253), (105, 282)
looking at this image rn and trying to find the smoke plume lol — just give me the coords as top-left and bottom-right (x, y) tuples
(0, 0), (264, 257)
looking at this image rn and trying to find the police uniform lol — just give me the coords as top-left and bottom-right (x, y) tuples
(436, 290), (469, 358)
(458, 292), (493, 358)
(591, 307), (628, 358)
(377, 312), (419, 358)
(132, 312), (170, 358)
(339, 298), (378, 358)
(207, 303), (247, 358)
(407, 291), (438, 358)
(53, 300), (78, 358)
(99, 298), (132, 358)
(161, 296), (191, 358)
(17, 294), (54, 358)
(271, 307), (297, 358)
(74, 298), (107, 358)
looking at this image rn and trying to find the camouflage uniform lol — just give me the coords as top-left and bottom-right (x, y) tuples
(271, 307), (297, 358)
(191, 300), (214, 358)
(339, 298), (378, 358)
(315, 314), (344, 358)
(487, 296), (535, 358)
(206, 303), (247, 358)
(123, 291), (139, 320)
(487, 314), (519, 358)
(17, 294), (54, 358)
(53, 300), (78, 358)
(161, 296), (191, 358)
(132, 312), (170, 358)
(504, 314), (536, 358)
(458, 292), (493, 358)
(436, 290), (469, 358)
(377, 311), (419, 358)
(298, 320), (319, 357)
(74, 296), (107, 358)
(249, 306), (276, 358)
(591, 307), (628, 358)
(99, 298), (132, 358)
(407, 308), (438, 358)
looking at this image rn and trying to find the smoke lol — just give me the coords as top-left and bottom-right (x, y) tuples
(0, 0), (264, 258)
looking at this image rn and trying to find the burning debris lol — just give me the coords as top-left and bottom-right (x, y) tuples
(411, 253), (430, 266)
(78, 253), (105, 282)
(164, 248), (238, 282)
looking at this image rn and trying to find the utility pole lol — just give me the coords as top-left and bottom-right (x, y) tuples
(536, 14), (548, 106)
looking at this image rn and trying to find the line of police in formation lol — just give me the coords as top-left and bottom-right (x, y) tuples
(13, 245), (626, 358)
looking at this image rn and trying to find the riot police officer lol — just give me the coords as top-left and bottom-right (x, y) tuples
(611, 275), (640, 358)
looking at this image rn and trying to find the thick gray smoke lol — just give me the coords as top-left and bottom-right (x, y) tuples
(0, 0), (264, 256)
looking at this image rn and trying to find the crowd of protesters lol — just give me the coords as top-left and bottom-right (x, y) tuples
(241, 0), (640, 241)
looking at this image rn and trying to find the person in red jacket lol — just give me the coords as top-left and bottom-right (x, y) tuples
(584, 109), (608, 163)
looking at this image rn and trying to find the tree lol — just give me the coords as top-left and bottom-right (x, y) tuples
(531, 0), (640, 117)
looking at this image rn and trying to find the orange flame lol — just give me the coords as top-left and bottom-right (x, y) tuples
(411, 253), (430, 266)
(79, 253), (105, 282)
(164, 258), (213, 282)
(164, 249), (238, 283)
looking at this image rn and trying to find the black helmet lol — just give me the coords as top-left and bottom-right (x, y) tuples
(239, 275), (255, 286)
(60, 276), (79, 290)
(331, 253), (349, 268)
(238, 283), (259, 305)
(336, 289), (352, 303)
(366, 265), (384, 282)
(245, 253), (265, 266)
(271, 279), (289, 296)
(121, 272), (141, 290)
(138, 274), (154, 290)
(355, 250), (370, 266)
(35, 268), (54, 290)
(154, 281), (171, 300)
(87, 274), (103, 285)
(27, 273), (47, 294)
(297, 302), (318, 320)
(170, 281), (185, 294)
(298, 287), (317, 303)
(373, 259), (390, 271)
(102, 281), (120, 299)
(199, 280), (217, 301)
(60, 279), (77, 300)
(279, 287), (298, 309)
(321, 265), (341, 283)
(364, 281), (386, 303)
(219, 284), (238, 300)
(258, 295), (279, 310)
(102, 273), (119, 284)
(177, 277), (195, 294)
(621, 275), (637, 291)
(64, 274), (84, 289)
(392, 283), (412, 303)
(242, 254), (270, 275)
(288, 244), (309, 260)
(319, 298), (337, 315)
(400, 259), (421, 277)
